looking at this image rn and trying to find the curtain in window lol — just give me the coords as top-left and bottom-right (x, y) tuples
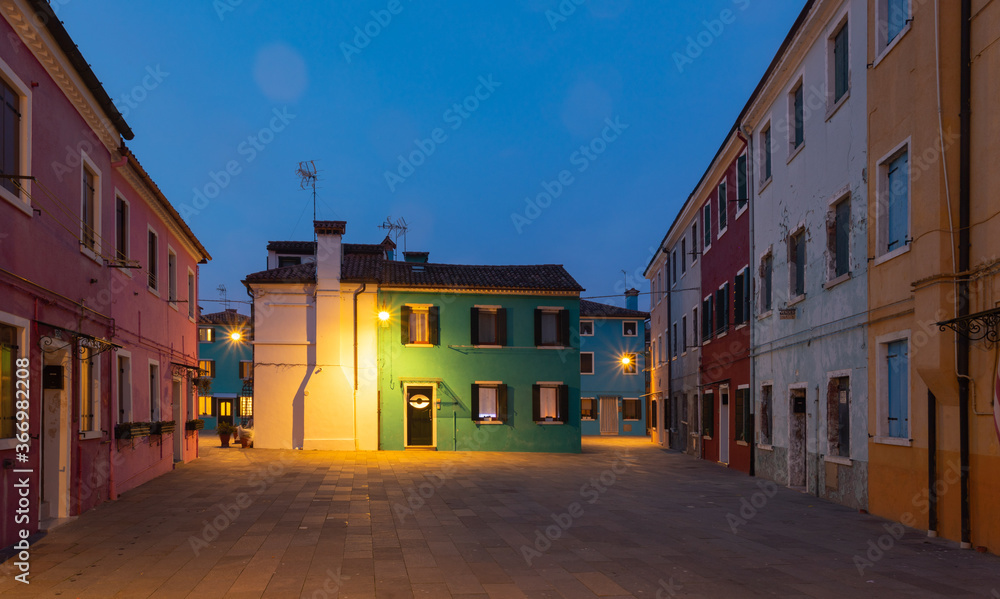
(540, 387), (557, 419)
(479, 387), (497, 418)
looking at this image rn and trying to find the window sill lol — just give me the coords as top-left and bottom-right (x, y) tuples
(825, 455), (852, 466)
(623, 418), (640, 422)
(582, 417), (595, 421)
(735, 323), (748, 331)
(702, 435), (713, 440)
(736, 440), (749, 447)
(168, 301), (179, 312)
(758, 176), (773, 194)
(825, 89), (850, 122)
(758, 310), (773, 321)
(702, 244), (712, 257)
(79, 431), (102, 441)
(872, 23), (912, 70)
(0, 187), (32, 216)
(735, 204), (748, 220)
(535, 420), (565, 425)
(148, 286), (160, 298)
(787, 142), (805, 165)
(717, 226), (728, 240)
(873, 244), (911, 267)
(715, 331), (728, 339)
(536, 345), (567, 350)
(823, 272), (851, 290)
(406, 343), (435, 348)
(756, 443), (774, 451)
(476, 420), (504, 425)
(873, 435), (912, 447)
(787, 294), (806, 307)
(81, 246), (102, 265)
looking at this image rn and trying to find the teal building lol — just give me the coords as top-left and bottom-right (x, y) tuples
(579, 293), (650, 436)
(377, 256), (584, 452)
(196, 309), (252, 430)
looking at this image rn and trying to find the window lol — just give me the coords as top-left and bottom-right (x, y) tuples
(759, 384), (773, 445)
(691, 222), (698, 260)
(219, 400), (231, 417)
(198, 360), (216, 378)
(115, 196), (129, 261)
(622, 321), (638, 337)
(701, 297), (713, 342)
(692, 307), (698, 347)
(199, 327), (215, 343)
(147, 229), (159, 291)
(533, 384), (568, 423)
(681, 239), (687, 274)
(0, 324), (18, 438)
(760, 253), (773, 312)
(622, 353), (637, 375)
(789, 230), (806, 298)
(715, 284), (729, 334)
(832, 21), (849, 103)
(828, 375), (850, 457)
(879, 337), (910, 439)
(240, 396), (253, 418)
(623, 398), (640, 421)
(188, 271), (196, 319)
(82, 165), (97, 251)
(791, 82), (804, 150)
(658, 334), (664, 364)
(277, 256), (301, 268)
(149, 362), (160, 421)
(117, 354), (132, 425)
(580, 320), (594, 336)
(239, 361), (253, 380)
(403, 305), (440, 345)
(581, 352), (594, 375)
(650, 400), (657, 429)
(681, 316), (687, 354)
(79, 351), (96, 433)
(879, 147), (910, 257)
(829, 197), (851, 279)
(167, 249), (178, 304)
(717, 180), (727, 233)
(702, 392), (714, 437)
(735, 387), (751, 443)
(1, 77), (22, 199)
(761, 124), (772, 182)
(651, 278), (657, 305)
(534, 308), (568, 347)
(199, 396), (212, 416)
(703, 204), (712, 249)
(737, 154), (748, 210)
(672, 250), (677, 284)
(878, 0), (910, 50)
(472, 383), (508, 422)
(734, 268), (750, 325)
(581, 397), (595, 420)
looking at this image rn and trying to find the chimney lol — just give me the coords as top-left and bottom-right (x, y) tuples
(403, 251), (429, 264)
(314, 220), (346, 286)
(625, 288), (639, 311)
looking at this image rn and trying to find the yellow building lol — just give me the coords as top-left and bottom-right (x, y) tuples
(866, 0), (1000, 553)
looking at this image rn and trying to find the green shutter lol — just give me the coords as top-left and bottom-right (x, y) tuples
(532, 384), (541, 422)
(428, 306), (439, 345)
(497, 308), (507, 346)
(534, 309), (542, 346)
(471, 384), (480, 420)
(559, 309), (571, 346)
(498, 384), (508, 422)
(558, 385), (569, 422)
(400, 306), (411, 344)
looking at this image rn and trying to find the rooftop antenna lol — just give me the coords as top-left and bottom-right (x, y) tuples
(378, 216), (409, 252)
(296, 160), (319, 241)
(621, 270), (628, 292)
(217, 284), (229, 311)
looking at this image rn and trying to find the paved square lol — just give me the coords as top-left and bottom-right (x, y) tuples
(2, 437), (998, 598)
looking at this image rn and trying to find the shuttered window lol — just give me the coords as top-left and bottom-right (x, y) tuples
(0, 78), (20, 197)
(702, 392), (714, 437)
(790, 231), (806, 297)
(761, 254), (773, 312)
(886, 340), (909, 438)
(0, 324), (17, 438)
(717, 180), (727, 232)
(148, 230), (158, 290)
(735, 388), (751, 443)
(533, 384), (569, 423)
(703, 204), (712, 249)
(401, 306), (440, 345)
(792, 84), (804, 148)
(736, 154), (748, 209)
(887, 151), (909, 253)
(471, 384), (507, 422)
(535, 309), (569, 346)
(833, 23), (849, 102)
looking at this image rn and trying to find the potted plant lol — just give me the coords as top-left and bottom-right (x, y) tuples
(114, 423), (132, 440)
(217, 421), (236, 448)
(186, 418), (205, 431)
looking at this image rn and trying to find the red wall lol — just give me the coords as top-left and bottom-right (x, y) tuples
(0, 15), (202, 549)
(699, 143), (752, 475)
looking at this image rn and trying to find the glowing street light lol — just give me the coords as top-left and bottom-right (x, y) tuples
(620, 355), (632, 366)
(230, 331), (242, 342)
(378, 310), (391, 325)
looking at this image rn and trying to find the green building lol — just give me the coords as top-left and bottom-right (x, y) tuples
(196, 309), (252, 430)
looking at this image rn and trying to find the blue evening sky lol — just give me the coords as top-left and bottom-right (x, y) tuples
(57, 0), (803, 313)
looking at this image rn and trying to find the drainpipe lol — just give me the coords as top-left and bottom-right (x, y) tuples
(928, 391), (938, 535)
(353, 283), (367, 451)
(957, 0), (972, 549)
(665, 262), (672, 451)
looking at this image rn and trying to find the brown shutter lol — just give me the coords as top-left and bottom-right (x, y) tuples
(428, 306), (439, 345)
(558, 385), (570, 422)
(827, 378), (840, 455)
(534, 309), (542, 346)
(470, 307), (480, 345)
(498, 384), (508, 422)
(400, 306), (411, 344)
(497, 308), (507, 346)
(532, 384), (541, 422)
(471, 384), (480, 420)
(559, 309), (571, 346)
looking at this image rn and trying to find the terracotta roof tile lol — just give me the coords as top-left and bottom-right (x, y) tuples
(580, 300), (649, 319)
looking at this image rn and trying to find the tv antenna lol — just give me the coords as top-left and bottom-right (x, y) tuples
(217, 284), (229, 311)
(378, 216), (409, 252)
(296, 160), (319, 240)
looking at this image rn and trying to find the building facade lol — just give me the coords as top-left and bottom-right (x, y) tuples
(0, 0), (210, 549)
(579, 297), (649, 437)
(244, 221), (584, 452)
(196, 309), (252, 430)
(866, 0), (1000, 552)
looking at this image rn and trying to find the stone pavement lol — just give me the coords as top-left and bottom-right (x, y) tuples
(2, 435), (999, 598)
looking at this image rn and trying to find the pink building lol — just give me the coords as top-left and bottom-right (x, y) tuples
(0, 1), (210, 550)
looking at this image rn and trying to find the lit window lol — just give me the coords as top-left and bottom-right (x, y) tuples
(533, 384), (567, 423)
(219, 401), (231, 417)
(198, 360), (215, 378)
(239, 361), (253, 380)
(581, 398), (595, 420)
(472, 383), (507, 422)
(240, 396), (253, 418)
(0, 324), (18, 438)
(199, 327), (215, 343)
(535, 308), (568, 347)
(540, 387), (557, 419)
(622, 353), (637, 375)
(79, 351), (96, 432)
(199, 396), (213, 416)
(622, 398), (641, 421)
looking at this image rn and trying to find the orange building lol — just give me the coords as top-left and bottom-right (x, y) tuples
(866, 0), (1000, 553)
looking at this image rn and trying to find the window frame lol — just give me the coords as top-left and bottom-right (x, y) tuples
(472, 382), (507, 423)
(828, 13), (851, 110)
(534, 307), (569, 348)
(874, 0), (912, 66)
(759, 249), (774, 316)
(532, 383), (569, 424)
(239, 361), (253, 380)
(789, 79), (805, 154)
(760, 122), (773, 187)
(0, 62), (32, 215)
(622, 320), (638, 337)
(149, 360), (161, 422)
(826, 370), (852, 460)
(167, 246), (178, 308)
(701, 390), (714, 439)
(115, 350), (132, 426)
(826, 193), (852, 285)
(198, 327), (215, 343)
(78, 350), (101, 438)
(187, 269), (197, 320)
(622, 353), (638, 375)
(80, 152), (102, 262)
(581, 396), (596, 421)
(736, 152), (749, 217)
(0, 317), (27, 443)
(580, 320), (594, 336)
(875, 140), (911, 265)
(147, 226), (160, 295)
(758, 382), (773, 448)
(735, 266), (751, 326)
(403, 304), (440, 346)
(875, 331), (911, 445)
(580, 351), (595, 375)
(788, 228), (806, 300)
(735, 386), (751, 444)
(198, 359), (216, 379)
(114, 192), (131, 271)
(622, 397), (641, 421)
(717, 179), (728, 237)
(702, 203), (712, 252)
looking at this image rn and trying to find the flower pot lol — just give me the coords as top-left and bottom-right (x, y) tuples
(240, 437), (251, 448)
(219, 432), (231, 448)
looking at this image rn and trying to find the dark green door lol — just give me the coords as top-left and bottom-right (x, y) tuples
(406, 386), (434, 446)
